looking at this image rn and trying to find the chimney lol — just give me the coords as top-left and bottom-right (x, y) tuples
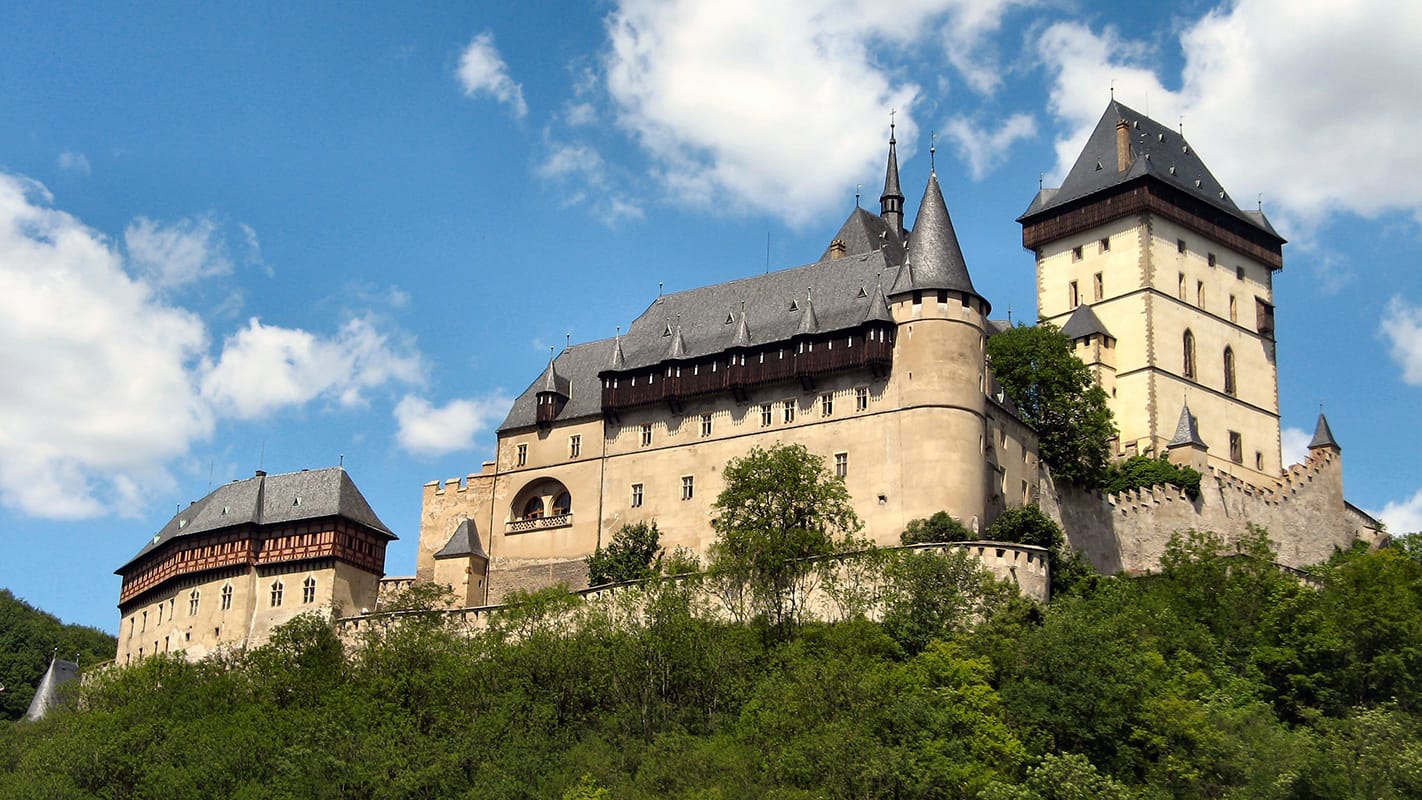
(828, 239), (846, 259)
(1116, 118), (1132, 172)
(254, 469), (267, 478)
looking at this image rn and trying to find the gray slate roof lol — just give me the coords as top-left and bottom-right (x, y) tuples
(1019, 100), (1283, 244)
(1167, 403), (1207, 449)
(118, 467), (395, 572)
(1308, 413), (1340, 450)
(434, 518), (487, 559)
(1060, 304), (1113, 341)
(23, 657), (79, 722)
(881, 127), (903, 204)
(819, 207), (905, 264)
(889, 172), (982, 304)
(539, 358), (571, 397)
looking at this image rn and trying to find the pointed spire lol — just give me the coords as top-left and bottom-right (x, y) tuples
(665, 322), (688, 360)
(862, 281), (893, 324)
(609, 334), (627, 370)
(23, 656), (79, 722)
(794, 293), (820, 337)
(1167, 402), (1206, 449)
(880, 112), (904, 237)
(538, 354), (570, 397)
(1308, 412), (1340, 451)
(888, 172), (982, 307)
(730, 305), (753, 348)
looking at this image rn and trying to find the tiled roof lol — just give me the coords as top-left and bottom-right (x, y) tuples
(1167, 403), (1207, 449)
(1060, 304), (1113, 341)
(889, 172), (982, 304)
(434, 518), (487, 559)
(819, 207), (905, 264)
(1308, 412), (1340, 450)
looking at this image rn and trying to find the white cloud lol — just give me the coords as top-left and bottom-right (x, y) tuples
(942, 112), (1036, 180)
(125, 216), (232, 289)
(1281, 426), (1312, 467)
(0, 174), (212, 518)
(394, 393), (512, 456)
(201, 316), (423, 419)
(537, 140), (644, 224)
(1381, 296), (1422, 386)
(56, 151), (91, 176)
(1378, 488), (1422, 535)
(1036, 1), (1422, 225)
(456, 31), (528, 118)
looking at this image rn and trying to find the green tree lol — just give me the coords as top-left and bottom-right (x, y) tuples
(899, 511), (972, 545)
(985, 505), (1093, 597)
(1103, 454), (1202, 500)
(986, 323), (1116, 486)
(0, 589), (116, 721)
(707, 443), (861, 631)
(586, 521), (664, 586)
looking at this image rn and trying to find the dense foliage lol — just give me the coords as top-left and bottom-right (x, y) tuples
(586, 521), (664, 586)
(0, 590), (116, 721)
(986, 323), (1116, 487)
(5, 533), (1422, 797)
(900, 511), (973, 545)
(1103, 454), (1204, 500)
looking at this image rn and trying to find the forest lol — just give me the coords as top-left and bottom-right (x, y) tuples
(3, 526), (1421, 799)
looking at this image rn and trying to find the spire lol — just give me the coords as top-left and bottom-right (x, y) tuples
(730, 306), (753, 348)
(794, 292), (820, 337)
(665, 322), (688, 360)
(538, 354), (570, 397)
(862, 282), (893, 324)
(888, 172), (983, 308)
(880, 113), (904, 237)
(23, 656), (80, 722)
(1308, 412), (1340, 451)
(609, 335), (627, 370)
(1167, 402), (1206, 449)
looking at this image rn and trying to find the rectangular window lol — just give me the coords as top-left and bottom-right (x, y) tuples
(834, 452), (847, 479)
(631, 483), (643, 508)
(820, 393), (833, 417)
(1093, 272), (1103, 301)
(855, 386), (868, 411)
(1236, 265), (1245, 281)
(1099, 237), (1110, 253)
(1178, 272), (1186, 300)
(1229, 431), (1243, 464)
(760, 403), (772, 427)
(1207, 252), (1217, 267)
(1197, 280), (1205, 308)
(516, 443), (527, 467)
(1068, 280), (1079, 307)
(681, 476), (694, 501)
(700, 413), (712, 437)
(302, 578), (316, 605)
(1256, 452), (1264, 471)
(270, 582), (283, 608)
(220, 586), (232, 611)
(1177, 238), (1187, 254)
(1229, 295), (1238, 322)
(1071, 245), (1083, 261)
(783, 399), (795, 423)
(1023, 480), (1031, 504)
(569, 435), (581, 459)
(912, 290), (922, 306)
(640, 424), (652, 447)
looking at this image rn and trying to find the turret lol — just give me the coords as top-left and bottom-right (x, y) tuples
(534, 354), (571, 428)
(1166, 402), (1209, 473)
(1307, 412), (1340, 454)
(880, 120), (905, 238)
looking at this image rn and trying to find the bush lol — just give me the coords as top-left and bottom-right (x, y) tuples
(900, 511), (973, 545)
(586, 521), (663, 586)
(1103, 454), (1202, 500)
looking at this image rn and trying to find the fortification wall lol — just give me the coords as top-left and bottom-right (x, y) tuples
(1045, 447), (1386, 575)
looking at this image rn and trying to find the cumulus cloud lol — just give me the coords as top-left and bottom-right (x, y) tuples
(56, 151), (91, 176)
(456, 31), (528, 118)
(394, 393), (513, 456)
(201, 316), (423, 419)
(1378, 489), (1422, 535)
(1036, 1), (1422, 224)
(1381, 296), (1422, 386)
(942, 112), (1037, 179)
(125, 215), (233, 289)
(0, 174), (212, 518)
(1281, 426), (1312, 467)
(537, 140), (644, 223)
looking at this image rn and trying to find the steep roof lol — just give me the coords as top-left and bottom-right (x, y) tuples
(881, 125), (903, 204)
(538, 356), (571, 397)
(888, 172), (982, 304)
(500, 338), (615, 431)
(1019, 100), (1284, 244)
(433, 518), (487, 560)
(1308, 412), (1340, 450)
(819, 206), (905, 264)
(23, 657), (79, 722)
(1060, 304), (1113, 341)
(1167, 402), (1207, 449)
(118, 467), (395, 572)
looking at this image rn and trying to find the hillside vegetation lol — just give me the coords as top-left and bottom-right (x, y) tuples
(4, 531), (1422, 799)
(0, 590), (116, 722)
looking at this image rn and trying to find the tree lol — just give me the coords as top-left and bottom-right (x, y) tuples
(986, 323), (1116, 487)
(900, 511), (973, 545)
(707, 443), (862, 631)
(1103, 454), (1202, 500)
(586, 521), (663, 586)
(985, 505), (1093, 597)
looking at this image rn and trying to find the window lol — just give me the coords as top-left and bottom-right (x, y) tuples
(156, 603), (162, 624)
(1099, 237), (1110, 253)
(834, 452), (847, 479)
(516, 443), (527, 467)
(1236, 265), (1245, 281)
(1223, 347), (1236, 396)
(552, 491), (571, 516)
(681, 476), (694, 501)
(640, 423), (653, 447)
(188, 590), (199, 616)
(1207, 252), (1217, 267)
(1178, 272), (1187, 299)
(1197, 280), (1205, 308)
(1229, 294), (1238, 322)
(783, 399), (795, 423)
(1229, 431), (1243, 464)
(760, 403), (773, 427)
(1256, 298), (1275, 337)
(855, 386), (868, 411)
(270, 581), (284, 608)
(820, 393), (833, 417)
(141, 610), (147, 631)
(1023, 480), (1031, 504)
(1071, 245), (1083, 261)
(220, 585), (232, 611)
(1093, 272), (1103, 301)
(631, 483), (643, 508)
(1069, 280), (1079, 307)
(302, 576), (316, 604)
(1177, 238), (1187, 254)
(1256, 452), (1264, 470)
(912, 290), (922, 306)
(521, 496), (545, 520)
(700, 413), (713, 437)
(1183, 330), (1196, 379)
(569, 435), (581, 459)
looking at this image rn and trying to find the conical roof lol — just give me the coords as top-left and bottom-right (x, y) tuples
(23, 657), (80, 722)
(862, 282), (893, 324)
(730, 309), (753, 348)
(1167, 402), (1207, 449)
(1308, 412), (1340, 451)
(881, 125), (903, 205)
(794, 297), (820, 337)
(433, 518), (487, 559)
(888, 173), (981, 304)
(665, 324), (688, 360)
(538, 355), (571, 397)
(608, 336), (627, 370)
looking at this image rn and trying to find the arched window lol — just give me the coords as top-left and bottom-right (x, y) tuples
(552, 491), (572, 516)
(188, 590), (200, 616)
(522, 497), (545, 520)
(1223, 347), (1236, 396)
(302, 576), (317, 604)
(1183, 330), (1196, 379)
(270, 580), (284, 608)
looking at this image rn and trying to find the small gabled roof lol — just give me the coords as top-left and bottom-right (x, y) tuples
(1308, 412), (1340, 451)
(888, 172), (982, 305)
(1020, 100), (1284, 246)
(730, 309), (753, 347)
(794, 297), (821, 337)
(665, 324), (689, 360)
(819, 207), (905, 264)
(538, 356), (571, 397)
(1167, 402), (1207, 449)
(433, 518), (487, 560)
(862, 283), (893, 324)
(608, 336), (627, 370)
(1060, 304), (1114, 341)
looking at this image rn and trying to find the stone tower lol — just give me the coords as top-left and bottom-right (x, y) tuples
(1019, 100), (1287, 483)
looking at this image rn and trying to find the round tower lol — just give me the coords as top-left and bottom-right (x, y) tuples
(887, 171), (990, 533)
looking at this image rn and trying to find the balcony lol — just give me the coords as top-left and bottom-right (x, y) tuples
(506, 513), (572, 534)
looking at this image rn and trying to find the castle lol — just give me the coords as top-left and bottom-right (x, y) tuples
(117, 100), (1384, 654)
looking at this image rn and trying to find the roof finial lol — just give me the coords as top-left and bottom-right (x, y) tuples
(1178, 116), (1184, 137)
(658, 281), (663, 297)
(1109, 79), (1114, 100)
(1039, 172), (1044, 191)
(565, 331), (571, 350)
(929, 131), (937, 174)
(1257, 193), (1263, 211)
(855, 183), (861, 208)
(1007, 302), (1013, 324)
(890, 107), (896, 134)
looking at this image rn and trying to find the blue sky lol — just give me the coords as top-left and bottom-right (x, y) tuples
(3, 1), (1421, 632)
